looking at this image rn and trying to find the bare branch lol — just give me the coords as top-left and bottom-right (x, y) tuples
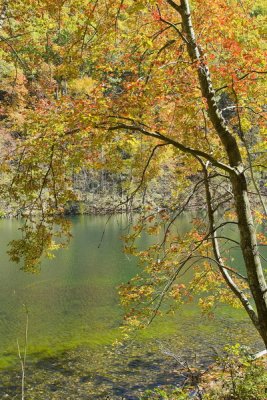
(157, 5), (188, 44)
(104, 122), (234, 173)
(198, 255), (247, 281)
(165, 0), (182, 13)
(160, 176), (207, 246)
(126, 143), (169, 201)
(231, 79), (267, 216)
(199, 158), (259, 330)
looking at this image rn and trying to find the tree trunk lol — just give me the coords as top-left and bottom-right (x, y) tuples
(173, 0), (267, 347)
(231, 172), (267, 346)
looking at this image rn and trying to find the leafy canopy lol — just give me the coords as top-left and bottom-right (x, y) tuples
(0, 0), (266, 329)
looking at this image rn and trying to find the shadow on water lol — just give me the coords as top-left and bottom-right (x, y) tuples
(0, 318), (262, 399)
(0, 344), (198, 399)
(0, 215), (265, 398)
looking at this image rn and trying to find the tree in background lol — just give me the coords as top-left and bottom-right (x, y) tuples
(0, 1), (267, 346)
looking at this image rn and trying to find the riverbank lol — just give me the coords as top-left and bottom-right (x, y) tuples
(0, 156), (230, 219)
(0, 324), (263, 400)
(0, 214), (265, 399)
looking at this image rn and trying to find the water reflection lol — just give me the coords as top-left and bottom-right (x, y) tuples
(0, 215), (263, 396)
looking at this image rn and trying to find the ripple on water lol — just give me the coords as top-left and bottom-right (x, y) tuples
(0, 216), (264, 398)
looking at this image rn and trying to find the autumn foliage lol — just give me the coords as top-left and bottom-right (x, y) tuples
(0, 0), (267, 344)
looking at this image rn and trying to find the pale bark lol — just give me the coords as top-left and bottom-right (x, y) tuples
(200, 159), (260, 331)
(167, 0), (267, 346)
(0, 0), (8, 30)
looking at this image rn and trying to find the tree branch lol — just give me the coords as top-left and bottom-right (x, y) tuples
(176, 0), (243, 169)
(105, 122), (234, 173)
(199, 158), (260, 331)
(165, 0), (182, 13)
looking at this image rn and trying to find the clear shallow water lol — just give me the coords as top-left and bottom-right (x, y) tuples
(0, 215), (264, 399)
(0, 216), (139, 365)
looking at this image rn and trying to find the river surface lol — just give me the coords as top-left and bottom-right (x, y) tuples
(0, 215), (264, 399)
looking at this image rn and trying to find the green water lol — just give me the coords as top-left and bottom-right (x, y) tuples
(0, 216), (138, 366)
(0, 215), (264, 398)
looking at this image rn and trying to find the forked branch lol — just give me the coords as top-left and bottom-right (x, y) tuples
(106, 122), (233, 173)
(199, 158), (259, 330)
